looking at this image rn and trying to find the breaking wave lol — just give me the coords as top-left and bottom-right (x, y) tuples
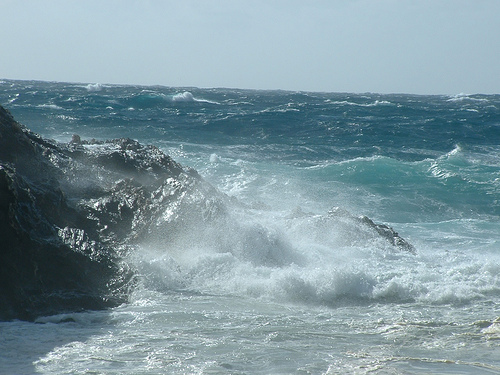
(172, 91), (219, 104)
(85, 83), (104, 92)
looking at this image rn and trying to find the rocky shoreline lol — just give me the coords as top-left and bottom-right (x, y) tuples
(0, 104), (414, 321)
(0, 104), (226, 321)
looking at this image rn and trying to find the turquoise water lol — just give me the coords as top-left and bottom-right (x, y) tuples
(1, 80), (499, 374)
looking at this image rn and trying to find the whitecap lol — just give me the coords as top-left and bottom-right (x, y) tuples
(172, 91), (219, 104)
(328, 100), (393, 107)
(56, 114), (77, 121)
(172, 91), (195, 102)
(447, 93), (489, 102)
(7, 93), (19, 104)
(446, 144), (463, 156)
(209, 153), (219, 163)
(85, 83), (103, 92)
(37, 103), (63, 110)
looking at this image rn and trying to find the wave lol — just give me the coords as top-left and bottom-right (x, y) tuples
(172, 91), (219, 104)
(85, 83), (104, 92)
(132, 205), (415, 305)
(121, 91), (219, 109)
(7, 93), (19, 104)
(172, 91), (195, 102)
(298, 149), (500, 221)
(132, 202), (500, 308)
(36, 103), (64, 110)
(325, 99), (395, 107)
(447, 93), (489, 102)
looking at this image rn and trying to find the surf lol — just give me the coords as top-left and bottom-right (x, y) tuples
(1, 79), (500, 374)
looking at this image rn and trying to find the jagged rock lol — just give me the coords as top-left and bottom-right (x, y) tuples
(357, 214), (416, 254)
(326, 207), (415, 253)
(284, 206), (416, 254)
(0, 164), (130, 321)
(0, 105), (224, 321)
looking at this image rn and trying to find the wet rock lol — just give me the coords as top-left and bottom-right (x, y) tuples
(327, 207), (416, 253)
(0, 105), (221, 321)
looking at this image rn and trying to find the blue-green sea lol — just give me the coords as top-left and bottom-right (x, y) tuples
(1, 80), (499, 374)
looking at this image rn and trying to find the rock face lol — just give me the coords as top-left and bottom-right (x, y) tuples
(0, 105), (225, 321)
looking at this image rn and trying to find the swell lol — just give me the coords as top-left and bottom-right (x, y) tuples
(4, 80), (499, 157)
(299, 149), (500, 222)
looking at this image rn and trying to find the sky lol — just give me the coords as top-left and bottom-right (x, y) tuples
(1, 0), (499, 95)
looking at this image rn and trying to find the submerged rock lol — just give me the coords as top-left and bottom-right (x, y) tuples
(328, 207), (416, 254)
(285, 206), (416, 254)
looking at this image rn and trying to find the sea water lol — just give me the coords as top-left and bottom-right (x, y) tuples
(0, 80), (499, 374)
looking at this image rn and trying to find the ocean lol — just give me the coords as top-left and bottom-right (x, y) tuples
(1, 79), (499, 374)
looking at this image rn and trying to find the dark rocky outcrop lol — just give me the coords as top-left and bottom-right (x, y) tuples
(0, 105), (225, 321)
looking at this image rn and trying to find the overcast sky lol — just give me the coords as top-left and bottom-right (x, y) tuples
(1, 0), (499, 94)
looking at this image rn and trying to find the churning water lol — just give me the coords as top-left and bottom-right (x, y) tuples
(1, 80), (499, 374)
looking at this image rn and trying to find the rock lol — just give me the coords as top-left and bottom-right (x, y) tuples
(327, 207), (416, 253)
(71, 134), (81, 144)
(0, 107), (129, 320)
(357, 215), (416, 254)
(0, 105), (224, 321)
(285, 206), (416, 254)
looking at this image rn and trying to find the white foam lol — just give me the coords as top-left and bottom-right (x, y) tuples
(209, 153), (219, 163)
(447, 93), (489, 102)
(7, 93), (19, 104)
(37, 103), (63, 110)
(132, 201), (398, 306)
(85, 83), (103, 92)
(128, 182), (500, 311)
(172, 91), (195, 102)
(328, 100), (394, 107)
